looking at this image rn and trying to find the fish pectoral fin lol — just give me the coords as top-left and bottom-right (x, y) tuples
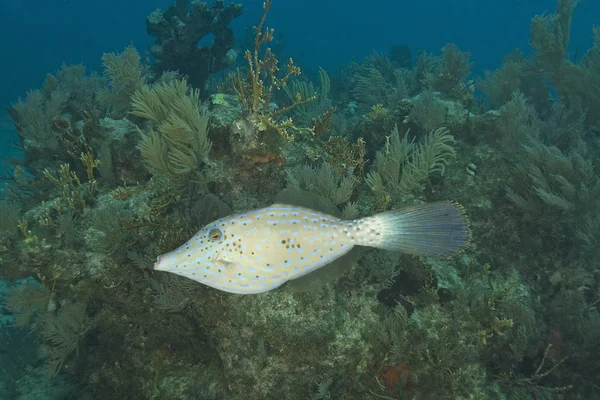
(215, 259), (238, 272)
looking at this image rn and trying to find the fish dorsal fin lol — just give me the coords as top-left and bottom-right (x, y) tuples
(274, 188), (342, 218)
(195, 194), (231, 226)
(274, 187), (360, 292)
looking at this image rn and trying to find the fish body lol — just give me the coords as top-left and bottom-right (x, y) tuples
(154, 202), (469, 294)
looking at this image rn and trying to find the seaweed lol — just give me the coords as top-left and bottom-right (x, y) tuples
(365, 124), (456, 208)
(38, 301), (93, 376)
(132, 79), (211, 194)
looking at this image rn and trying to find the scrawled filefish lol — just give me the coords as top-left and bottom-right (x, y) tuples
(154, 202), (469, 294)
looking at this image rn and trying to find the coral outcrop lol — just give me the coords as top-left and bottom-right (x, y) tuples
(146, 0), (243, 91)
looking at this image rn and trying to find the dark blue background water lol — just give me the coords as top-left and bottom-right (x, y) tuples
(0, 0), (597, 112)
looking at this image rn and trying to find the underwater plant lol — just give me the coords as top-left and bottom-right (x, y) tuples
(282, 67), (333, 127)
(286, 163), (356, 207)
(8, 87), (66, 151)
(229, 0), (320, 143)
(38, 301), (94, 376)
(365, 124), (456, 209)
(100, 45), (146, 117)
(131, 78), (212, 194)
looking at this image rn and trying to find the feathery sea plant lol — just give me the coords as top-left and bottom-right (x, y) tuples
(0, 200), (21, 238)
(151, 273), (196, 313)
(441, 43), (473, 82)
(408, 89), (447, 132)
(286, 163), (356, 206)
(132, 78), (211, 194)
(529, 0), (600, 126)
(39, 302), (93, 376)
(9, 88), (67, 150)
(96, 142), (117, 186)
(282, 67), (332, 126)
(496, 91), (540, 153)
(476, 61), (526, 109)
(100, 45), (146, 116)
(351, 51), (416, 113)
(4, 283), (53, 327)
(351, 67), (389, 108)
(419, 43), (472, 98)
(365, 125), (456, 208)
(505, 140), (599, 224)
(89, 203), (135, 257)
(313, 377), (333, 400)
(44, 63), (105, 118)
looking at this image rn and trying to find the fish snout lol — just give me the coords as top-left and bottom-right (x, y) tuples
(154, 253), (177, 271)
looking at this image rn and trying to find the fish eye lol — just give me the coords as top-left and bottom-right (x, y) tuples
(208, 228), (223, 241)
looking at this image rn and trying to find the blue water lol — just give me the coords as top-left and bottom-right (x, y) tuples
(1, 0), (598, 109)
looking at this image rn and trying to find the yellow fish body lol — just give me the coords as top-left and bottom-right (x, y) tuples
(154, 202), (469, 294)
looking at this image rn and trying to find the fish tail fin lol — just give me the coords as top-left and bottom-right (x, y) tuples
(356, 202), (470, 256)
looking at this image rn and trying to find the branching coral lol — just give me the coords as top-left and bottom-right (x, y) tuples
(42, 152), (99, 216)
(146, 0), (242, 91)
(4, 276), (92, 377)
(321, 136), (366, 174)
(497, 344), (572, 396)
(230, 0), (319, 142)
(9, 62), (108, 156)
(529, 0), (576, 71)
(441, 43), (473, 82)
(44, 64), (105, 118)
(499, 90), (600, 253)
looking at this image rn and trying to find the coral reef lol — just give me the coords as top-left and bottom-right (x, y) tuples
(146, 0), (243, 91)
(1, 0), (600, 398)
